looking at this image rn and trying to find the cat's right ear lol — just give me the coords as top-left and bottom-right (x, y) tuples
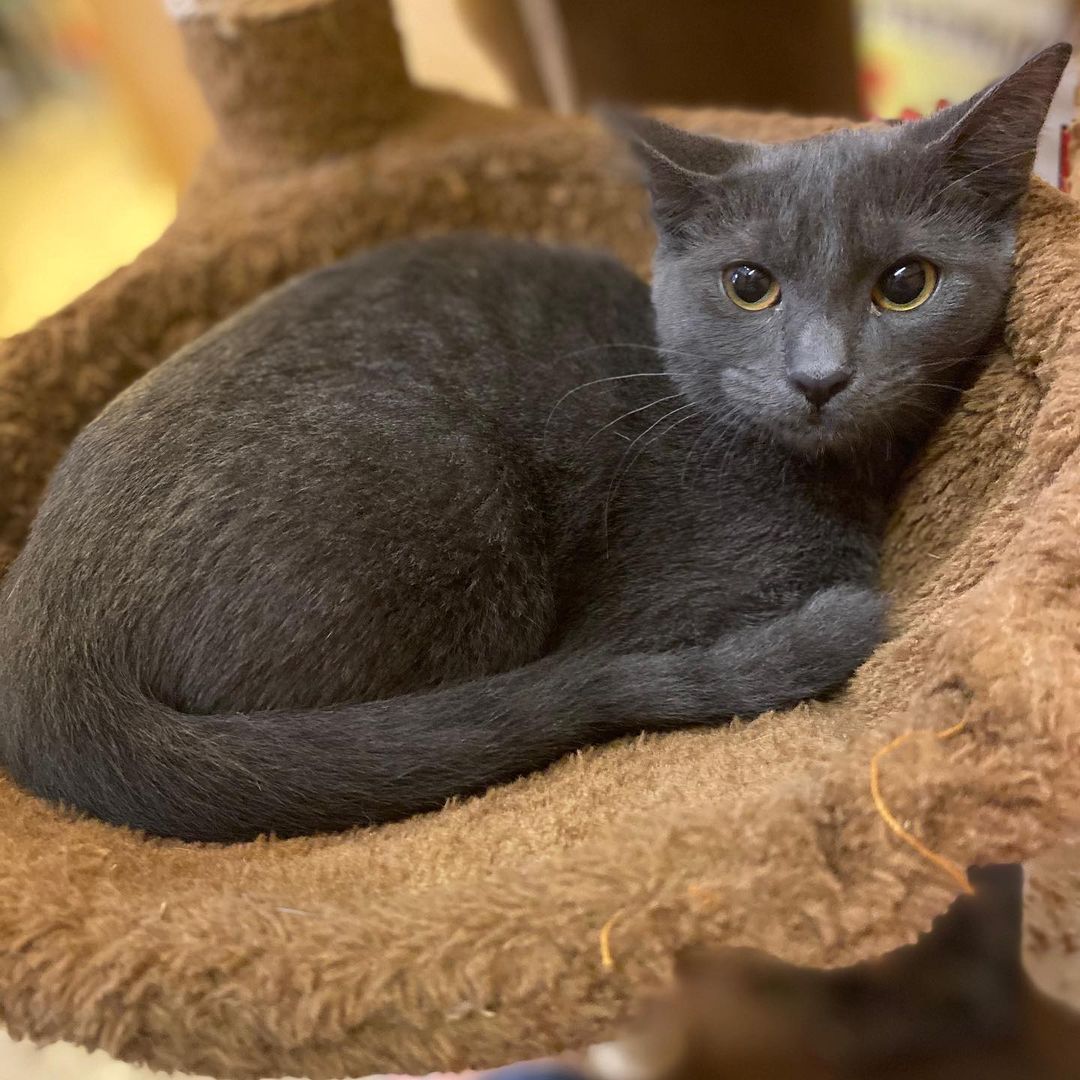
(602, 108), (748, 240)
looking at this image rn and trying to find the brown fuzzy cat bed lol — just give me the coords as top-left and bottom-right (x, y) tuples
(1, 2), (1079, 1077)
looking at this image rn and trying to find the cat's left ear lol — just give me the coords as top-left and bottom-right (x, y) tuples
(916, 43), (1072, 208)
(602, 108), (750, 241)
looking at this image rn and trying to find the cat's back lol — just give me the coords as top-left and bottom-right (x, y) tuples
(0, 234), (653, 715)
(33, 233), (651, 513)
(68, 233), (650, 446)
(162, 231), (647, 381)
(6, 233), (655, 622)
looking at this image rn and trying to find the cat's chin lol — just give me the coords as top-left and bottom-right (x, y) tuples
(752, 412), (873, 460)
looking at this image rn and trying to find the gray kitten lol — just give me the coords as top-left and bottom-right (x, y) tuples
(0, 46), (1068, 841)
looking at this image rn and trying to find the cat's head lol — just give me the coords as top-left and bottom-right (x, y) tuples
(611, 44), (1070, 457)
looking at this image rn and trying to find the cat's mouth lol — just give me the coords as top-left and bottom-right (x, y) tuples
(698, 373), (873, 457)
(759, 401), (866, 457)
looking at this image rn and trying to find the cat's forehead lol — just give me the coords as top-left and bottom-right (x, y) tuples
(700, 128), (942, 268)
(752, 128), (926, 211)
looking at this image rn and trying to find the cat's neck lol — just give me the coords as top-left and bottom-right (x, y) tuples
(701, 415), (919, 499)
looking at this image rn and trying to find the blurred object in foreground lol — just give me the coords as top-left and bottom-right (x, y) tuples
(856, 0), (1077, 187)
(460, 0), (861, 117)
(582, 865), (1080, 1080)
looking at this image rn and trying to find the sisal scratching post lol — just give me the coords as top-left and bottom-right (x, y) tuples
(1, 2), (1080, 1078)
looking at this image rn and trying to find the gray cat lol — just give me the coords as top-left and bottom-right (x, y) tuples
(0, 46), (1068, 842)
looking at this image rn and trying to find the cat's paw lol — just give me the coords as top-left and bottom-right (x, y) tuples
(801, 582), (887, 645)
(727, 584), (887, 715)
(611, 585), (887, 726)
(776, 583), (887, 701)
(803, 581), (886, 652)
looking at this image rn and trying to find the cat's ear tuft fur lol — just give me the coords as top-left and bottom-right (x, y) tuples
(601, 108), (748, 240)
(919, 42), (1071, 208)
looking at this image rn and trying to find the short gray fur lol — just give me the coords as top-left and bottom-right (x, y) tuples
(0, 46), (1068, 841)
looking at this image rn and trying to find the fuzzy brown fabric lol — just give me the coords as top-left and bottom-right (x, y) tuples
(1, 3), (1078, 1077)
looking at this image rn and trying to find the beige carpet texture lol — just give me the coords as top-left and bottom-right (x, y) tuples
(1, 2), (1078, 1078)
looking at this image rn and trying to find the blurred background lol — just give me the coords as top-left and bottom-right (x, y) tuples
(0, 0), (1076, 332)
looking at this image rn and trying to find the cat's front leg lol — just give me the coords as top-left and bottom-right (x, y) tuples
(722, 583), (888, 714)
(605, 584), (887, 728)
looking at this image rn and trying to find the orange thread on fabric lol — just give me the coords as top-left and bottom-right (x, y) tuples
(687, 882), (721, 909)
(599, 909), (624, 971)
(869, 719), (974, 895)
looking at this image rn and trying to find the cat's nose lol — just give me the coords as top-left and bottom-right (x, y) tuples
(788, 367), (851, 409)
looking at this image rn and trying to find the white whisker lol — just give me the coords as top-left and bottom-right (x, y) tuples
(602, 403), (697, 551)
(585, 394), (682, 446)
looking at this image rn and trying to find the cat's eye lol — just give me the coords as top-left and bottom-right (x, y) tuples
(872, 258), (938, 312)
(723, 264), (781, 311)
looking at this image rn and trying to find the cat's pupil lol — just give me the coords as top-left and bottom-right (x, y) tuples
(880, 261), (926, 305)
(729, 265), (772, 303)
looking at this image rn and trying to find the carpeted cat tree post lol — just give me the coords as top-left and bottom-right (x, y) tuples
(1, 2), (1079, 1077)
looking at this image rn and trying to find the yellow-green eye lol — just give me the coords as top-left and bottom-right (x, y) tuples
(872, 258), (938, 311)
(723, 264), (781, 311)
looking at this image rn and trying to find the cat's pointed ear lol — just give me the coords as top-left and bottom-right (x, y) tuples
(602, 108), (749, 240)
(917, 43), (1071, 208)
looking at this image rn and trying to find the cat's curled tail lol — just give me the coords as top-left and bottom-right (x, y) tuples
(0, 585), (882, 841)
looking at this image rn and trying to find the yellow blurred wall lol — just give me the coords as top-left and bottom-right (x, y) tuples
(0, 0), (510, 338)
(0, 95), (176, 337)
